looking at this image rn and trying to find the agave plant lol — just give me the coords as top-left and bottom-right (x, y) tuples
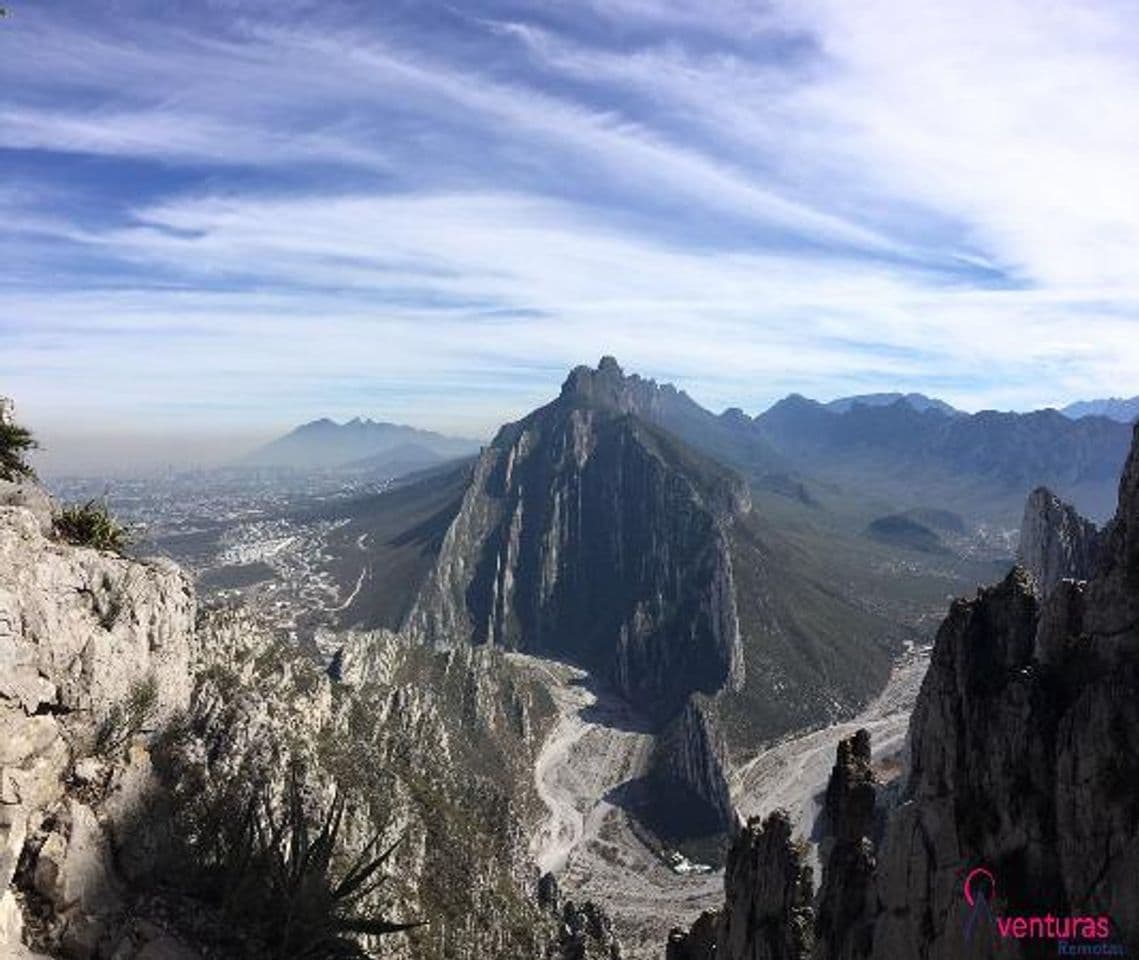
(226, 768), (422, 959)
(54, 499), (132, 553)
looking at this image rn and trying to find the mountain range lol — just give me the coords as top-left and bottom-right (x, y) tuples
(247, 381), (1136, 521)
(751, 393), (1131, 522)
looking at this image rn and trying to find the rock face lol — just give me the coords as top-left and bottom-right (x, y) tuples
(814, 732), (878, 960)
(652, 696), (736, 833)
(0, 492), (197, 958)
(667, 812), (815, 960)
(675, 424), (1139, 960)
(1018, 486), (1101, 596)
(406, 357), (749, 724)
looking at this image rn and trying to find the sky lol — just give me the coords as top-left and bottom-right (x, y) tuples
(3, 0), (1139, 469)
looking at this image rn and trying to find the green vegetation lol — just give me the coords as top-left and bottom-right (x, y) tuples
(95, 675), (159, 757)
(0, 417), (36, 481)
(216, 767), (421, 959)
(55, 499), (132, 553)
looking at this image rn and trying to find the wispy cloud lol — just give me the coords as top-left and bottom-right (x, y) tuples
(2, 0), (1138, 457)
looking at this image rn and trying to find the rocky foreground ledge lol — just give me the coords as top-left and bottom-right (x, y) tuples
(1, 483), (197, 957)
(0, 474), (623, 960)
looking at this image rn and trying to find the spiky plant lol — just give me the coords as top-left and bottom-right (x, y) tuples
(54, 500), (132, 553)
(224, 768), (422, 959)
(0, 419), (36, 481)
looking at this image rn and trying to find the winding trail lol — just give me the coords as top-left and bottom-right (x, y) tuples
(513, 645), (931, 959)
(527, 661), (597, 874)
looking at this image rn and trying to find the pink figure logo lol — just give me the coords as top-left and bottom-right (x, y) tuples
(963, 867), (997, 943)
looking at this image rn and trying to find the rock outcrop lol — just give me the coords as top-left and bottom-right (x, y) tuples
(0, 492), (196, 957)
(813, 731), (878, 960)
(652, 696), (735, 834)
(1018, 486), (1101, 596)
(861, 434), (1139, 958)
(666, 812), (815, 960)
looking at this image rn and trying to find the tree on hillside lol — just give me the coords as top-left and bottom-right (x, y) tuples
(0, 400), (37, 481)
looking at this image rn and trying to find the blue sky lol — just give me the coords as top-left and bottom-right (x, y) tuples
(3, 0), (1139, 465)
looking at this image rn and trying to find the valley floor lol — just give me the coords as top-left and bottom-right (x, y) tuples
(514, 645), (931, 960)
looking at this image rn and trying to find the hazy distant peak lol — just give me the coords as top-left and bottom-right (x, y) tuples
(719, 407), (753, 427)
(1061, 396), (1139, 423)
(246, 416), (478, 469)
(825, 392), (959, 416)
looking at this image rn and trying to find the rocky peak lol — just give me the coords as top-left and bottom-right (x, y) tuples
(558, 356), (682, 419)
(406, 362), (749, 722)
(821, 730), (876, 845)
(1018, 485), (1101, 597)
(814, 730), (878, 960)
(555, 357), (706, 432)
(667, 812), (815, 960)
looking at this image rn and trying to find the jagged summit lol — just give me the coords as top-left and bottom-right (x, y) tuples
(548, 357), (785, 479)
(1018, 485), (1101, 597)
(558, 355), (689, 417)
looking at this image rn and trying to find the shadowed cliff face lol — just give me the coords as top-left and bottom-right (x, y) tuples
(406, 357), (750, 724)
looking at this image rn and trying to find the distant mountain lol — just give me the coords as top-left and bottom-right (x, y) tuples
(245, 417), (478, 470)
(1061, 396), (1139, 423)
(755, 394), (1132, 522)
(825, 392), (960, 416)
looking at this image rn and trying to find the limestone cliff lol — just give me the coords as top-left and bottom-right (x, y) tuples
(665, 812), (815, 960)
(1, 492), (195, 956)
(406, 357), (749, 724)
(652, 696), (735, 834)
(1018, 486), (1101, 597)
